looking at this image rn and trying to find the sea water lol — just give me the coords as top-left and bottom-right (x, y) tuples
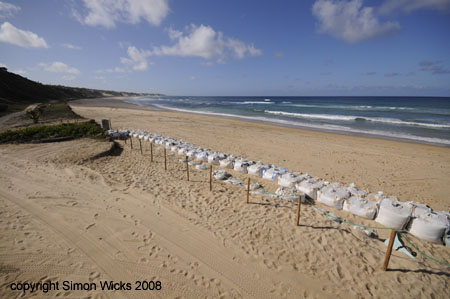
(125, 96), (450, 146)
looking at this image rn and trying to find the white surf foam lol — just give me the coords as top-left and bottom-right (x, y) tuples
(152, 104), (450, 146)
(264, 110), (450, 129)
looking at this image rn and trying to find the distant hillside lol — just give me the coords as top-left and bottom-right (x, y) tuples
(0, 67), (163, 116)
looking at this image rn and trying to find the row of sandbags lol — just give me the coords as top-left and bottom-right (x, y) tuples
(279, 175), (450, 244)
(107, 129), (450, 244)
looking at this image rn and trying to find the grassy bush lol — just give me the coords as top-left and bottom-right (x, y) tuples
(39, 103), (82, 120)
(0, 120), (105, 143)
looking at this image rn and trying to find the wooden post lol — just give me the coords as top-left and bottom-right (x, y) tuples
(164, 147), (167, 171)
(150, 142), (153, 162)
(139, 139), (143, 155)
(246, 178), (250, 204)
(109, 119), (112, 130)
(186, 156), (189, 181)
(209, 165), (212, 191)
(296, 195), (302, 226)
(130, 137), (133, 149)
(382, 229), (397, 271)
(125, 138), (127, 144)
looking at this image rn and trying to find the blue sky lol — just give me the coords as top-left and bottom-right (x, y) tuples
(0, 0), (449, 96)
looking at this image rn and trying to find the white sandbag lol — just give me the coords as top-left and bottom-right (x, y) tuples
(119, 130), (129, 138)
(233, 159), (248, 173)
(278, 173), (306, 188)
(317, 186), (350, 210)
(195, 164), (208, 170)
(195, 151), (208, 162)
(178, 147), (187, 155)
(218, 153), (228, 160)
(106, 130), (118, 138)
(347, 183), (368, 197)
(213, 169), (230, 180)
(219, 158), (234, 169)
(275, 186), (299, 200)
(186, 150), (197, 158)
(409, 202), (432, 218)
(445, 229), (450, 247)
(296, 180), (325, 200)
(408, 211), (449, 243)
(208, 154), (220, 165)
(245, 182), (263, 191)
(366, 191), (384, 202)
(375, 198), (412, 229)
(248, 164), (265, 177)
(343, 196), (378, 220)
(262, 168), (282, 181)
(225, 178), (244, 186)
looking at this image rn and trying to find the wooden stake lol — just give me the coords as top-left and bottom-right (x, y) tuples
(382, 229), (397, 271)
(139, 139), (143, 155)
(296, 195), (302, 226)
(130, 137), (133, 149)
(125, 138), (127, 144)
(209, 165), (212, 191)
(246, 178), (250, 204)
(109, 119), (112, 130)
(186, 156), (189, 181)
(150, 142), (153, 162)
(164, 147), (167, 171)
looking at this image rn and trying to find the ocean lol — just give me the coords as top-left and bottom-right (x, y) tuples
(125, 96), (450, 146)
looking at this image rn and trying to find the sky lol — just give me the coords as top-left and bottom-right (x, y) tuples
(0, 0), (450, 96)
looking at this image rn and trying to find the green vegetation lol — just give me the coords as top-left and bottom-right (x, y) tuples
(0, 120), (105, 143)
(31, 103), (83, 122)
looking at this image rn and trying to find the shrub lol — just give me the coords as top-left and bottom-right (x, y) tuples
(0, 120), (105, 143)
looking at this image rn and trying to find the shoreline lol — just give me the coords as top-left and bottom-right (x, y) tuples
(70, 97), (450, 211)
(73, 96), (443, 149)
(123, 97), (450, 147)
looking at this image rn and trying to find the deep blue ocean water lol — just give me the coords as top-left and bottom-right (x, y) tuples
(125, 96), (450, 146)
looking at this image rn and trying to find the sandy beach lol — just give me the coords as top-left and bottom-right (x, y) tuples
(0, 96), (449, 298)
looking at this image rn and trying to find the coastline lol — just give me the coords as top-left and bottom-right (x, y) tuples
(0, 97), (448, 298)
(125, 97), (450, 147)
(71, 97), (450, 211)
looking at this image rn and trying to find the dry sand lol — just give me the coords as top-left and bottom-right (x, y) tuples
(0, 97), (449, 298)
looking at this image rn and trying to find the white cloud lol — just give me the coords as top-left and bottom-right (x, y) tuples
(79, 0), (169, 28)
(120, 46), (151, 71)
(62, 75), (76, 81)
(151, 24), (262, 62)
(0, 62), (6, 68)
(12, 69), (27, 75)
(189, 75), (196, 80)
(0, 22), (48, 48)
(379, 0), (450, 14)
(0, 1), (20, 19)
(96, 66), (127, 73)
(40, 62), (81, 75)
(200, 61), (214, 67)
(312, 0), (400, 43)
(62, 43), (82, 50)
